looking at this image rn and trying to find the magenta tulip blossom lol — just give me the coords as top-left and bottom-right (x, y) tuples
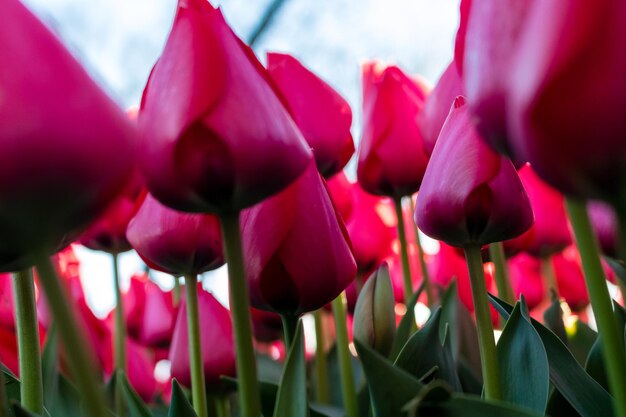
(588, 202), (619, 259)
(241, 160), (356, 314)
(139, 0), (312, 214)
(415, 97), (533, 247)
(0, 0), (137, 270)
(126, 192), (224, 276)
(266, 52), (354, 178)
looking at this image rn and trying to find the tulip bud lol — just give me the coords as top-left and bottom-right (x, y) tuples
(353, 264), (396, 357)
(266, 52), (354, 178)
(169, 288), (236, 389)
(415, 97), (533, 247)
(139, 280), (176, 348)
(139, 0), (312, 214)
(588, 201), (619, 259)
(0, 0), (137, 270)
(241, 160), (356, 315)
(126, 192), (224, 276)
(357, 62), (431, 197)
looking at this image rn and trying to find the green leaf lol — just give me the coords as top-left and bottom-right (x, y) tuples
(407, 391), (547, 417)
(389, 282), (425, 360)
(355, 339), (423, 417)
(120, 371), (153, 417)
(168, 379), (197, 417)
(273, 321), (307, 417)
(566, 319), (597, 366)
(543, 296), (567, 344)
(496, 298), (549, 413)
(489, 293), (614, 417)
(2, 364), (20, 404)
(394, 308), (462, 391)
(221, 376), (277, 417)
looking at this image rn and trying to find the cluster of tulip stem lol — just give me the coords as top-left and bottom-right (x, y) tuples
(7, 190), (626, 417)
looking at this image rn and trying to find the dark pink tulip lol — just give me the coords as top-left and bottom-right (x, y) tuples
(0, 276), (15, 331)
(139, 280), (177, 348)
(241, 161), (356, 314)
(266, 52), (354, 178)
(0, 328), (19, 376)
(504, 165), (571, 257)
(508, 0), (626, 203)
(461, 0), (535, 158)
(139, 0), (312, 214)
(124, 273), (148, 341)
(0, 0), (137, 270)
(453, 0), (471, 76)
(588, 201), (619, 259)
(418, 61), (464, 156)
(250, 308), (283, 343)
(169, 287), (236, 389)
(127, 339), (157, 402)
(346, 185), (396, 277)
(357, 62), (431, 197)
(326, 171), (355, 222)
(508, 254), (545, 311)
(553, 248), (589, 312)
(415, 97), (533, 247)
(126, 192), (225, 276)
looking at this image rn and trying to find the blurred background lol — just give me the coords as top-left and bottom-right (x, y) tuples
(22, 0), (460, 316)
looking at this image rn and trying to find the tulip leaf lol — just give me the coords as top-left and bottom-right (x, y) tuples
(394, 308), (462, 391)
(221, 376), (278, 417)
(496, 298), (549, 413)
(543, 296), (567, 344)
(119, 371), (154, 417)
(40, 325), (83, 417)
(168, 379), (197, 417)
(566, 318), (597, 366)
(273, 321), (307, 417)
(489, 293), (614, 417)
(1, 364), (20, 404)
(355, 339), (423, 417)
(389, 282), (425, 360)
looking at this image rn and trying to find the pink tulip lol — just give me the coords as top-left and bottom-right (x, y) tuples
(508, 254), (545, 311)
(553, 248), (589, 312)
(326, 171), (355, 222)
(139, 281), (177, 348)
(588, 201), (619, 259)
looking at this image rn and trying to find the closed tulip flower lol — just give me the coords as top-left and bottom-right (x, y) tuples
(419, 61), (464, 156)
(241, 161), (356, 314)
(266, 52), (354, 178)
(0, 0), (137, 270)
(127, 339), (158, 402)
(461, 0), (535, 158)
(357, 61), (431, 197)
(139, 280), (177, 348)
(505, 165), (571, 257)
(126, 192), (224, 276)
(508, 254), (545, 311)
(588, 202), (619, 259)
(326, 171), (355, 222)
(415, 97), (533, 248)
(124, 273), (148, 341)
(553, 248), (589, 312)
(508, 0), (626, 203)
(169, 288), (236, 389)
(139, 0), (312, 214)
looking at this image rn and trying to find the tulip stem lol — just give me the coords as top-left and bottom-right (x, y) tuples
(112, 254), (127, 373)
(173, 276), (182, 307)
(393, 197), (414, 304)
(331, 292), (358, 417)
(220, 212), (261, 417)
(184, 275), (208, 417)
(35, 254), (109, 417)
(409, 197), (434, 306)
(541, 255), (559, 299)
(464, 244), (501, 401)
(12, 269), (44, 414)
(489, 242), (515, 305)
(281, 314), (299, 351)
(566, 199), (626, 417)
(314, 309), (330, 404)
(210, 395), (230, 417)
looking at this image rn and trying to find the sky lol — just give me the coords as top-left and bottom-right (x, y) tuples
(21, 0), (460, 316)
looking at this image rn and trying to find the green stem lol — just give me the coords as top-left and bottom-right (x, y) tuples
(12, 269), (43, 414)
(112, 254), (127, 373)
(409, 197), (434, 306)
(173, 276), (182, 308)
(541, 255), (559, 299)
(488, 242), (515, 305)
(212, 395), (230, 417)
(463, 245), (501, 401)
(313, 309), (330, 404)
(566, 199), (626, 417)
(393, 197), (413, 303)
(35, 255), (109, 417)
(331, 292), (358, 417)
(281, 314), (299, 352)
(220, 212), (261, 417)
(184, 275), (208, 417)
